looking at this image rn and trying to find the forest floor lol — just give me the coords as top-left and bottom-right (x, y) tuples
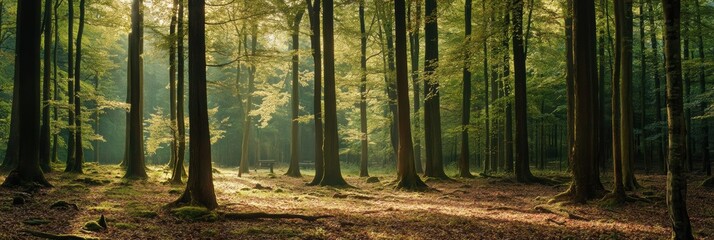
(0, 162), (712, 240)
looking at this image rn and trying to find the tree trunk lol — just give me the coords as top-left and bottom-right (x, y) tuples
(648, 0), (665, 173)
(459, 0), (474, 178)
(70, 0), (86, 174)
(607, 0), (626, 203)
(693, 0), (709, 176)
(359, 0), (369, 178)
(553, 0), (604, 203)
(394, 0), (427, 190)
(124, 0), (148, 179)
(306, 0), (324, 186)
(39, 0), (53, 173)
(168, 0), (178, 171)
(1, 0), (51, 187)
(619, 0), (639, 190)
(171, 0), (187, 184)
(239, 27), (256, 176)
(422, 0), (449, 180)
(286, 10), (305, 178)
(65, 0), (75, 173)
(482, 0), (490, 174)
(171, 0), (218, 210)
(565, 0), (574, 172)
(638, 0), (649, 173)
(512, 0), (535, 182)
(409, 0), (423, 174)
(319, 0), (348, 186)
(661, 0), (694, 238)
(52, 0), (60, 164)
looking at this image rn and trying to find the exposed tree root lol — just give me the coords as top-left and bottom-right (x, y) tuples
(534, 204), (587, 221)
(220, 212), (332, 221)
(20, 229), (98, 240)
(701, 177), (714, 188)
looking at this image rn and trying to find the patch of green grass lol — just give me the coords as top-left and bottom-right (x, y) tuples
(115, 222), (138, 230)
(170, 206), (218, 222)
(105, 186), (140, 199)
(125, 202), (158, 219)
(59, 183), (90, 193)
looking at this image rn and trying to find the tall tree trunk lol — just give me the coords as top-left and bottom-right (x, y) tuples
(512, 0), (535, 182)
(168, 0), (178, 170)
(306, 0), (324, 186)
(239, 27), (256, 176)
(409, 0), (423, 174)
(638, 0), (649, 173)
(171, 0), (187, 183)
(459, 0), (474, 178)
(620, 0), (639, 190)
(482, 0), (490, 174)
(661, 0), (694, 237)
(52, 0), (60, 164)
(171, 0), (218, 210)
(359, 0), (369, 178)
(648, 0), (665, 173)
(553, 0), (604, 203)
(501, 2), (511, 172)
(319, 0), (348, 186)
(39, 0), (53, 173)
(1, 0), (51, 187)
(381, 1), (398, 162)
(124, 0), (148, 179)
(394, 0), (427, 190)
(606, 0), (626, 203)
(286, 10), (305, 178)
(65, 0), (75, 172)
(70, 0), (86, 174)
(565, 0), (574, 172)
(422, 0), (449, 180)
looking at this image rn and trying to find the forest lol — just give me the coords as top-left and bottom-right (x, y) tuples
(0, 0), (712, 239)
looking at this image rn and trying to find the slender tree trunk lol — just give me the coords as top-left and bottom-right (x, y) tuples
(319, 0), (348, 186)
(286, 10), (305, 178)
(458, 0), (474, 178)
(620, 0), (639, 190)
(693, 0), (709, 176)
(607, 0), (626, 203)
(482, 0), (490, 174)
(70, 0), (86, 174)
(422, 0), (449, 180)
(394, 0), (427, 190)
(124, 0), (148, 179)
(639, 0), (649, 173)
(239, 27), (256, 176)
(409, 0), (423, 174)
(661, 0), (694, 238)
(39, 0), (53, 173)
(52, 0), (59, 164)
(648, 0), (665, 173)
(168, 0), (178, 170)
(171, 0), (187, 183)
(512, 0), (535, 182)
(171, 0), (218, 210)
(65, 0), (75, 172)
(306, 0), (324, 186)
(564, 0), (574, 173)
(1, 0), (51, 187)
(359, 0), (369, 178)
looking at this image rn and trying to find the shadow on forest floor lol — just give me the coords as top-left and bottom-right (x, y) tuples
(0, 163), (712, 239)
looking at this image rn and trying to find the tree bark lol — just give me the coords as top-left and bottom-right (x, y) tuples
(168, 0), (178, 171)
(306, 0), (324, 186)
(70, 0), (86, 174)
(512, 0), (534, 182)
(319, 0), (348, 186)
(422, 0), (449, 180)
(239, 27), (256, 176)
(359, 0), (369, 178)
(124, 0), (148, 179)
(409, 0), (423, 174)
(171, 0), (187, 184)
(661, 0), (694, 238)
(39, 0), (53, 173)
(459, 0), (474, 178)
(286, 9), (305, 178)
(693, 0), (709, 176)
(65, 0), (75, 173)
(394, 0), (427, 190)
(1, 0), (52, 187)
(171, 0), (218, 210)
(648, 0), (665, 173)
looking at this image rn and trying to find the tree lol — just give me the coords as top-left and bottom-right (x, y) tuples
(693, 0), (709, 177)
(605, 0), (626, 203)
(171, 0), (218, 210)
(39, 0), (53, 173)
(1, 0), (52, 187)
(458, 0), (474, 178)
(318, 0), (347, 186)
(359, 0), (369, 178)
(167, 0), (179, 172)
(408, 0), (423, 174)
(512, 0), (535, 182)
(422, 0), (449, 180)
(52, 0), (60, 164)
(171, 0), (187, 184)
(306, 0), (324, 186)
(286, 5), (305, 178)
(661, 0), (694, 237)
(553, 0), (604, 203)
(564, 0), (574, 172)
(0, 0), (18, 173)
(69, 0), (87, 173)
(649, 0), (665, 172)
(393, 0), (427, 190)
(65, 0), (75, 172)
(619, 0), (639, 190)
(239, 27), (256, 177)
(124, 0), (148, 179)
